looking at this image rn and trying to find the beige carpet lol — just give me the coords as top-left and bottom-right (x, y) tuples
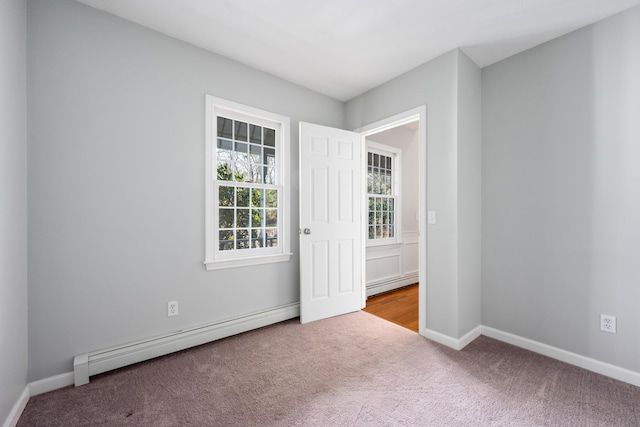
(18, 311), (640, 426)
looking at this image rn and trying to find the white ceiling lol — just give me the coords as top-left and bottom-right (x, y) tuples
(77, 0), (640, 101)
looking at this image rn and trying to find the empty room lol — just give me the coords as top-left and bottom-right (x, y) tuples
(2, 0), (640, 425)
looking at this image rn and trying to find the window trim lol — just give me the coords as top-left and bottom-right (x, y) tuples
(204, 95), (292, 270)
(366, 140), (402, 247)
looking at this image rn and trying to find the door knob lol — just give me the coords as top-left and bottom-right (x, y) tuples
(303, 228), (311, 235)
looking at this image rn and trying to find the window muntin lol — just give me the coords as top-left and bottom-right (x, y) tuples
(205, 96), (291, 270)
(367, 144), (399, 244)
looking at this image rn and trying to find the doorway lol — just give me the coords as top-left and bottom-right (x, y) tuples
(356, 106), (426, 335)
(298, 107), (426, 332)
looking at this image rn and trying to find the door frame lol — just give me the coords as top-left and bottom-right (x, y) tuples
(354, 106), (427, 336)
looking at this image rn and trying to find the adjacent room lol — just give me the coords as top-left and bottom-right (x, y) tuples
(2, 0), (640, 425)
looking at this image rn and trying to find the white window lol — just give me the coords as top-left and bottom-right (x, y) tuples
(205, 96), (291, 270)
(366, 141), (401, 246)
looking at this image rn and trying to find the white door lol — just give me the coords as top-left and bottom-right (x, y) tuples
(299, 122), (362, 323)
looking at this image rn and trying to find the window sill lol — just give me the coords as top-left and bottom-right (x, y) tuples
(204, 253), (293, 271)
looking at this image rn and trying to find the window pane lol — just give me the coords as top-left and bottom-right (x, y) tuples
(266, 189), (277, 208)
(248, 145), (262, 183)
(234, 141), (249, 182)
(251, 229), (264, 248)
(368, 211), (374, 226)
(373, 169), (380, 194)
(373, 153), (379, 167)
(237, 187), (250, 207)
(217, 117), (232, 139)
(235, 121), (247, 141)
(251, 209), (262, 227)
(380, 174), (388, 195)
(217, 138), (233, 151)
(266, 209), (277, 227)
(235, 162), (249, 182)
(264, 147), (276, 166)
(264, 148), (275, 166)
(217, 162), (233, 181)
(264, 128), (275, 147)
(251, 189), (264, 207)
(217, 139), (233, 181)
(247, 164), (261, 183)
(265, 228), (278, 247)
(219, 186), (234, 207)
(262, 148), (276, 184)
(249, 144), (262, 162)
(368, 226), (375, 239)
(219, 230), (233, 251)
(250, 124), (262, 144)
(236, 229), (249, 249)
(236, 209), (250, 228)
(219, 208), (234, 228)
(264, 167), (276, 185)
(235, 141), (247, 153)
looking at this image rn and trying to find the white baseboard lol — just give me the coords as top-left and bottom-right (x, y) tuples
(366, 272), (419, 297)
(2, 386), (29, 427)
(423, 325), (640, 388)
(423, 326), (482, 351)
(29, 372), (74, 396)
(74, 302), (300, 386)
(481, 326), (640, 388)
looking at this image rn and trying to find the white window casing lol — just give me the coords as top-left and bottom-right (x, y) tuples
(204, 95), (292, 270)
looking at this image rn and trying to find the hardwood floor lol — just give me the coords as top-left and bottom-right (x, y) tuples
(363, 284), (418, 332)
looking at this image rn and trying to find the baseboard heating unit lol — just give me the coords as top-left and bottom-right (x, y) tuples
(73, 302), (300, 386)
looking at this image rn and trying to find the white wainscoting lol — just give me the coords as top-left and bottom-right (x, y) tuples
(366, 231), (419, 297)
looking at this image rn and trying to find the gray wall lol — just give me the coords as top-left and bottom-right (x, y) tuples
(0, 0), (28, 421)
(346, 49), (483, 339)
(482, 6), (640, 372)
(456, 51), (482, 336)
(27, 0), (344, 381)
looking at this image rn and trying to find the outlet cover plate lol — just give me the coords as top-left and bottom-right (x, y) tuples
(600, 314), (616, 333)
(168, 301), (179, 317)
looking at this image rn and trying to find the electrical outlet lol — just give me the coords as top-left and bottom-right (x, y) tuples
(428, 210), (437, 224)
(600, 314), (616, 333)
(168, 301), (179, 317)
